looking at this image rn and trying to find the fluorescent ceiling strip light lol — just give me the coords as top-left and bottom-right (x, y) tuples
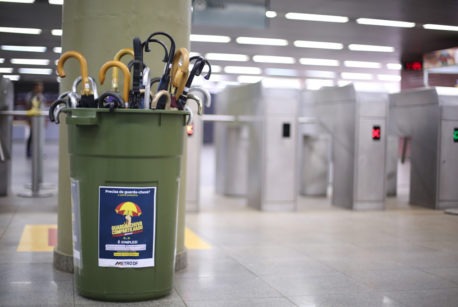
(49, 0), (63, 4)
(0, 67), (13, 73)
(344, 60), (381, 68)
(266, 11), (277, 18)
(205, 53), (249, 62)
(0, 0), (34, 3)
(1, 45), (46, 52)
(341, 72), (373, 80)
(236, 37), (288, 46)
(0, 26), (41, 35)
(264, 68), (298, 77)
(377, 74), (401, 81)
(300, 58), (339, 66)
(294, 40), (343, 50)
(53, 47), (62, 53)
(208, 74), (232, 82)
(356, 18), (415, 28)
(387, 63), (402, 70)
(351, 81), (396, 93)
(304, 70), (336, 78)
(3, 74), (20, 81)
(190, 34), (230, 43)
(263, 77), (302, 89)
(51, 29), (62, 36)
(209, 65), (221, 73)
(11, 58), (49, 65)
(306, 78), (335, 90)
(423, 24), (458, 31)
(238, 75), (263, 84)
(349, 44), (394, 52)
(285, 12), (349, 23)
(224, 66), (262, 75)
(252, 55), (295, 64)
(18, 68), (52, 75)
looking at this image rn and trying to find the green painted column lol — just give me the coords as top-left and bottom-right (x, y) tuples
(53, 0), (191, 272)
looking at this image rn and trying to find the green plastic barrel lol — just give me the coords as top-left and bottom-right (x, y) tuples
(66, 108), (188, 301)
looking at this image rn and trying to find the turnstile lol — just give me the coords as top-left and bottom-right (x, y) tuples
(299, 91), (330, 196)
(0, 77), (13, 196)
(313, 84), (388, 210)
(389, 87), (458, 209)
(214, 82), (260, 197)
(247, 87), (299, 211)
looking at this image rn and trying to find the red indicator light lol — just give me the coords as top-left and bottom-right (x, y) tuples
(404, 61), (422, 71)
(372, 126), (381, 140)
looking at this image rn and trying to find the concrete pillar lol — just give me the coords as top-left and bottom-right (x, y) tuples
(53, 0), (191, 272)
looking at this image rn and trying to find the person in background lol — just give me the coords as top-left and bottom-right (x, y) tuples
(25, 82), (45, 158)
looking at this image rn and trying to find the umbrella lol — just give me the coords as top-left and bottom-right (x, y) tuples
(115, 201), (142, 217)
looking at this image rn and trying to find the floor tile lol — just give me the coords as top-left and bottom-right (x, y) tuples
(290, 291), (406, 307)
(383, 288), (458, 307)
(345, 268), (458, 291)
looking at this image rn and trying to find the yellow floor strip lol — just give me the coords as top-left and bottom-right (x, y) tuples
(17, 224), (57, 252)
(185, 227), (212, 250)
(17, 225), (211, 252)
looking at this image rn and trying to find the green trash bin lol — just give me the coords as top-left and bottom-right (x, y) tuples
(66, 108), (188, 301)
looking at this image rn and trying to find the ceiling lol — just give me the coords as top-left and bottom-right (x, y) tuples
(1, 0), (458, 91)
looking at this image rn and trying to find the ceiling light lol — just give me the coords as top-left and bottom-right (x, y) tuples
(53, 47), (62, 53)
(341, 72), (373, 80)
(377, 74), (401, 81)
(294, 40), (343, 50)
(264, 68), (298, 77)
(349, 44), (394, 52)
(306, 79), (335, 90)
(11, 58), (50, 65)
(224, 66), (262, 75)
(0, 0), (34, 3)
(51, 29), (62, 36)
(387, 63), (402, 70)
(262, 77), (302, 89)
(0, 68), (13, 73)
(266, 11), (277, 18)
(237, 75), (263, 84)
(344, 61), (381, 68)
(0, 26), (41, 35)
(190, 34), (230, 43)
(49, 0), (63, 4)
(0, 58), (4, 64)
(205, 53), (249, 62)
(285, 12), (349, 23)
(209, 65), (221, 73)
(304, 70), (336, 79)
(3, 74), (20, 81)
(1, 45), (46, 52)
(300, 58), (339, 66)
(252, 55), (295, 64)
(356, 18), (415, 28)
(236, 37), (288, 46)
(18, 68), (52, 75)
(423, 24), (458, 31)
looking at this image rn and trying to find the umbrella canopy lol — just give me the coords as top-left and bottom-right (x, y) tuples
(115, 201), (142, 217)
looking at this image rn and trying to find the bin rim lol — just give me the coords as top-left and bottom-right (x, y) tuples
(63, 107), (189, 116)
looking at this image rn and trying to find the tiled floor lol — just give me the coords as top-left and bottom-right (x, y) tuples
(1, 141), (458, 306)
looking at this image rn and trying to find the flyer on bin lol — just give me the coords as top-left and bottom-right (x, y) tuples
(98, 186), (157, 268)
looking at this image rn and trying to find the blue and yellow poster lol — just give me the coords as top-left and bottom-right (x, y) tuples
(98, 186), (156, 268)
